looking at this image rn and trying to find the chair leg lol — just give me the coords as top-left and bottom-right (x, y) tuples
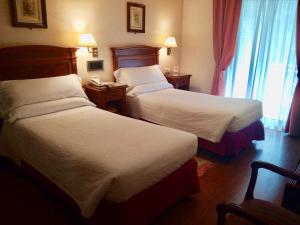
(216, 203), (227, 225)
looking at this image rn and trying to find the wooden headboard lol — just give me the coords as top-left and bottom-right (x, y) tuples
(111, 46), (160, 71)
(0, 45), (77, 81)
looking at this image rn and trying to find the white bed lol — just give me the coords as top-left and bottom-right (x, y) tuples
(127, 87), (262, 143)
(114, 65), (263, 143)
(0, 74), (198, 218)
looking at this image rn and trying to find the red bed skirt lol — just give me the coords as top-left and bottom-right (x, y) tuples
(88, 158), (200, 225)
(21, 158), (199, 225)
(198, 120), (265, 156)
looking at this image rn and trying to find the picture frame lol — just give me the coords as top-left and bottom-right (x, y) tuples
(127, 2), (145, 33)
(10, 0), (47, 29)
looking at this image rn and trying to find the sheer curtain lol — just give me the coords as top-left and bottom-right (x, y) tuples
(225, 0), (298, 130)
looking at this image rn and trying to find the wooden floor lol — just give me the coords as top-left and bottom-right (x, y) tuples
(155, 129), (300, 225)
(0, 129), (299, 225)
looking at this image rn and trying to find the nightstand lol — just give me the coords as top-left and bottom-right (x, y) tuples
(165, 73), (192, 90)
(84, 84), (127, 115)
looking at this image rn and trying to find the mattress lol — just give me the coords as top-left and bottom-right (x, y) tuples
(0, 106), (197, 218)
(127, 88), (263, 143)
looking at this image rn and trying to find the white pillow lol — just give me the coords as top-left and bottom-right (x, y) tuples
(7, 97), (95, 123)
(127, 81), (173, 97)
(114, 65), (167, 87)
(0, 74), (88, 120)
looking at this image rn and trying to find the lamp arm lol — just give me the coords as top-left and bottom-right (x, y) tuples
(86, 47), (98, 57)
(166, 47), (171, 55)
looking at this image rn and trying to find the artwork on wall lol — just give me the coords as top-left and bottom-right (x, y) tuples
(127, 2), (145, 33)
(10, 0), (47, 29)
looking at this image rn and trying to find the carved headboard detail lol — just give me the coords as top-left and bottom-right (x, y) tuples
(111, 45), (160, 71)
(0, 45), (78, 81)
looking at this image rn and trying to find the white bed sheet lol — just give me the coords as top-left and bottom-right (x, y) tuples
(0, 106), (197, 217)
(127, 88), (263, 143)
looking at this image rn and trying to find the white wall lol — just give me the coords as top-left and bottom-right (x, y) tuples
(180, 0), (214, 93)
(0, 0), (183, 82)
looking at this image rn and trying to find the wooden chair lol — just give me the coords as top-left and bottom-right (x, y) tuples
(216, 161), (300, 225)
(282, 160), (300, 215)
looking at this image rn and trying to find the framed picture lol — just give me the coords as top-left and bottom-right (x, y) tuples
(127, 2), (145, 33)
(10, 0), (47, 29)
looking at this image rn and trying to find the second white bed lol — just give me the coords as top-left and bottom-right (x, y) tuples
(113, 65), (263, 143)
(127, 85), (262, 143)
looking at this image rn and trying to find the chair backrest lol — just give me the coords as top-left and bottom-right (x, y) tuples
(282, 161), (300, 215)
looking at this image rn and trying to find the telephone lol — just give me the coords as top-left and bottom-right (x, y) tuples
(89, 77), (102, 86)
(89, 77), (115, 87)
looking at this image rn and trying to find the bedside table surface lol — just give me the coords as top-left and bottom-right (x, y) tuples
(165, 73), (192, 78)
(83, 83), (127, 91)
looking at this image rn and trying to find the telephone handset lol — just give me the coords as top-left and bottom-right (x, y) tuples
(89, 77), (115, 87)
(89, 77), (102, 86)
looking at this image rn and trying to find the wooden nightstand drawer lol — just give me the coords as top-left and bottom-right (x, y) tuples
(176, 77), (189, 86)
(165, 73), (192, 90)
(84, 84), (127, 115)
(105, 89), (123, 101)
(84, 88), (102, 103)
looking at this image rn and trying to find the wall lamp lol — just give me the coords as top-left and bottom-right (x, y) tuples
(79, 33), (98, 57)
(164, 36), (177, 55)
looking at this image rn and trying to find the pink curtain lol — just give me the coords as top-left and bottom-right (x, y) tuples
(285, 1), (300, 136)
(211, 0), (242, 95)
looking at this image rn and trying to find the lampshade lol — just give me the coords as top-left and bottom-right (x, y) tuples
(164, 37), (177, 48)
(79, 33), (97, 47)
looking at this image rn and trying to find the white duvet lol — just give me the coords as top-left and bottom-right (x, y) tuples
(127, 85), (263, 143)
(0, 104), (197, 218)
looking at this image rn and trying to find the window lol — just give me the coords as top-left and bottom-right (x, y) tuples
(225, 0), (298, 130)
